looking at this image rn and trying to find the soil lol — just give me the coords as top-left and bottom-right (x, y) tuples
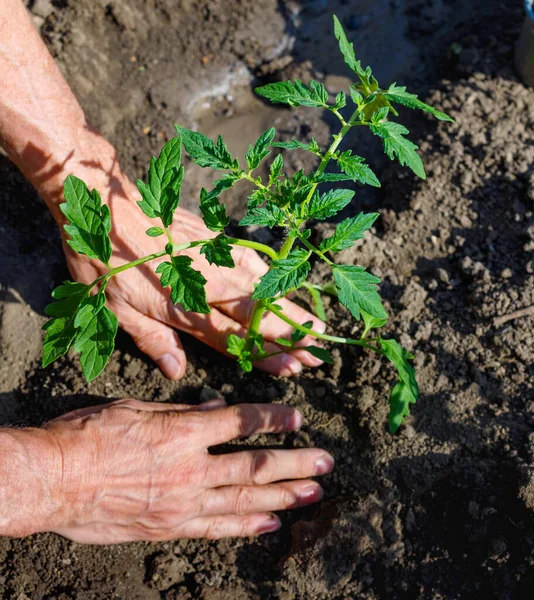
(1, 0), (533, 598)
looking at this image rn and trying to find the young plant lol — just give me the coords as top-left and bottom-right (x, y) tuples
(42, 15), (453, 433)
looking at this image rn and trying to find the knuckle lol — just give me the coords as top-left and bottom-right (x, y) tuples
(279, 486), (298, 509)
(231, 405), (259, 438)
(249, 450), (274, 485)
(133, 327), (167, 354)
(205, 519), (225, 540)
(111, 398), (142, 410)
(233, 487), (255, 515)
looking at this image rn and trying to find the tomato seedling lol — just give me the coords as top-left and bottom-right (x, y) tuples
(42, 15), (452, 432)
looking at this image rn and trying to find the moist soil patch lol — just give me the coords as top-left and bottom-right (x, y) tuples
(1, 1), (533, 598)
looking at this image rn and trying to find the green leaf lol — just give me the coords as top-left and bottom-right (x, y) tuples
(156, 255), (210, 313)
(227, 333), (246, 357)
(361, 309), (388, 337)
(137, 137), (185, 226)
(200, 188), (230, 232)
(307, 188), (355, 220)
(256, 80), (329, 108)
(304, 346), (333, 364)
(175, 125), (237, 170)
(337, 151), (380, 187)
(369, 121), (426, 179)
(333, 15), (368, 81)
(246, 127), (275, 170)
(379, 338), (419, 433)
(383, 83), (454, 122)
(311, 173), (353, 183)
(272, 139), (321, 155)
(252, 249), (311, 300)
(269, 154), (284, 185)
(332, 91), (346, 110)
(350, 86), (364, 107)
(333, 265), (387, 321)
(42, 281), (90, 368)
(146, 227), (165, 237)
(291, 320), (313, 343)
(320, 212), (379, 253)
(274, 337), (293, 348)
(73, 293), (118, 382)
(61, 176), (112, 265)
(200, 234), (235, 268)
(239, 202), (285, 228)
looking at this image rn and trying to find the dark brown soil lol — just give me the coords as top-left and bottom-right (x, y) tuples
(1, 1), (533, 598)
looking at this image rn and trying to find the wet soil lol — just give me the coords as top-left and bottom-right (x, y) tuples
(1, 1), (533, 598)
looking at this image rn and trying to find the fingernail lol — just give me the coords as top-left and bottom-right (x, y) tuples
(257, 515), (281, 535)
(157, 354), (182, 380)
(304, 352), (324, 368)
(285, 409), (303, 431)
(199, 398), (226, 410)
(315, 320), (327, 334)
(314, 453), (335, 475)
(279, 354), (303, 377)
(297, 483), (324, 504)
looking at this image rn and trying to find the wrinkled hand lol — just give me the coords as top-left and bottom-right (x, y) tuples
(62, 166), (325, 379)
(41, 398), (334, 544)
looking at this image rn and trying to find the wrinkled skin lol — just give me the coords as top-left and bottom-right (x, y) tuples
(39, 398), (333, 544)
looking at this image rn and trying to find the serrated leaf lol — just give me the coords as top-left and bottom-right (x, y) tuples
(61, 176), (112, 265)
(175, 125), (237, 170)
(369, 121), (426, 179)
(269, 154), (284, 185)
(156, 255), (210, 313)
(200, 188), (230, 232)
(361, 309), (388, 337)
(42, 281), (91, 367)
(320, 212), (379, 253)
(291, 320), (313, 343)
(272, 139), (321, 155)
(332, 91), (346, 110)
(73, 293), (118, 382)
(379, 338), (418, 433)
(252, 249), (311, 300)
(246, 127), (275, 170)
(239, 202), (285, 228)
(146, 227), (164, 237)
(311, 172), (353, 183)
(307, 188), (355, 220)
(274, 337), (293, 348)
(333, 15), (368, 81)
(383, 83), (454, 122)
(337, 151), (380, 187)
(137, 137), (185, 226)
(333, 265), (387, 321)
(227, 333), (246, 357)
(256, 79), (329, 108)
(304, 346), (333, 364)
(200, 234), (235, 268)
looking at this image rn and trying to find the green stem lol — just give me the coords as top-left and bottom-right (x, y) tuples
(302, 281), (327, 321)
(267, 303), (382, 354)
(297, 234), (333, 265)
(88, 237), (277, 290)
(243, 232), (297, 352)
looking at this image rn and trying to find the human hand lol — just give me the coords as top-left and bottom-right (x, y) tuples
(62, 153), (326, 380)
(36, 398), (334, 544)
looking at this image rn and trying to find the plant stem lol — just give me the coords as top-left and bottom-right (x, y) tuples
(226, 237), (278, 260)
(243, 232), (297, 352)
(297, 234), (333, 265)
(267, 303), (382, 354)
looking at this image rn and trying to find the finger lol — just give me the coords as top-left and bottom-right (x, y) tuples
(46, 397), (226, 424)
(178, 513), (281, 539)
(162, 305), (304, 376)
(190, 403), (303, 447)
(208, 448), (334, 487)
(121, 310), (187, 380)
(199, 480), (323, 516)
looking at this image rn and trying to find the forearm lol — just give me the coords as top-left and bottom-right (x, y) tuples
(0, 428), (61, 537)
(0, 0), (120, 222)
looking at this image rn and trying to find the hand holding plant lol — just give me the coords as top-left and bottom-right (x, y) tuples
(43, 16), (453, 432)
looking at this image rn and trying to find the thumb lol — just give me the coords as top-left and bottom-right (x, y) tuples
(124, 312), (187, 380)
